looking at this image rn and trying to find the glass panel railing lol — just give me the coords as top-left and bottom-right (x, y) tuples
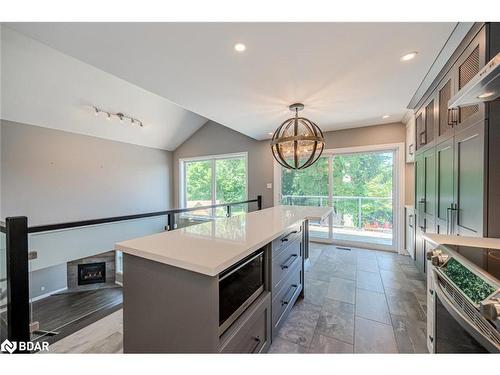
(27, 215), (167, 342)
(0, 222), (7, 343)
(332, 196), (393, 246)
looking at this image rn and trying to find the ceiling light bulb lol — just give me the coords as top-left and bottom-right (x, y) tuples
(234, 43), (246, 52)
(401, 51), (418, 61)
(478, 92), (495, 99)
(268, 132), (273, 135)
(382, 115), (391, 119)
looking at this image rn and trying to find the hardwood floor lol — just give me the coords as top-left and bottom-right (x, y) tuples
(45, 243), (427, 354)
(30, 285), (123, 344)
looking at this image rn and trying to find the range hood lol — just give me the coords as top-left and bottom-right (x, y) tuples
(449, 53), (500, 108)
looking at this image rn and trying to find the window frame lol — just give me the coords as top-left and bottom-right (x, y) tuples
(179, 152), (249, 210)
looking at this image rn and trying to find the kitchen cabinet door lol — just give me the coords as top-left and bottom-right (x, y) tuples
(436, 73), (455, 141)
(415, 110), (426, 151)
(424, 98), (436, 146)
(415, 153), (425, 226)
(435, 138), (454, 235)
(406, 208), (415, 259)
(406, 115), (416, 163)
(453, 122), (485, 237)
(423, 147), (436, 233)
(452, 27), (486, 133)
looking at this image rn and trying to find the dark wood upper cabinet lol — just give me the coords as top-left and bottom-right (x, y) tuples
(425, 99), (436, 144)
(452, 27), (486, 132)
(415, 110), (425, 150)
(437, 74), (454, 140)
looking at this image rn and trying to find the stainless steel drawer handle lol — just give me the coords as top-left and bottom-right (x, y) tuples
(280, 254), (298, 270)
(250, 336), (261, 353)
(281, 230), (298, 242)
(281, 284), (298, 306)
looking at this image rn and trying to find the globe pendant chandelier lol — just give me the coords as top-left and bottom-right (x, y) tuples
(270, 103), (325, 170)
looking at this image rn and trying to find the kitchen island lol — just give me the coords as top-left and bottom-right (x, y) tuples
(116, 205), (332, 353)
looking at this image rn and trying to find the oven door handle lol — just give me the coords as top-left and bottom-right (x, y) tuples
(219, 251), (263, 282)
(431, 268), (500, 353)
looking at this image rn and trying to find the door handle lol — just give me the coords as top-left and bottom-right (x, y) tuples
(281, 230), (298, 242)
(446, 203), (453, 234)
(281, 254), (298, 270)
(250, 336), (261, 353)
(447, 108), (458, 127)
(281, 284), (298, 306)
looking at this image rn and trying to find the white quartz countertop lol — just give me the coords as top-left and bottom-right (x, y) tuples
(116, 205), (332, 276)
(423, 233), (500, 250)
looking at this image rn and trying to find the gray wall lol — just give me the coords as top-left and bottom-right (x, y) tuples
(1, 120), (173, 225)
(172, 121), (407, 207)
(29, 263), (67, 300)
(1, 120), (174, 298)
(173, 120), (274, 208)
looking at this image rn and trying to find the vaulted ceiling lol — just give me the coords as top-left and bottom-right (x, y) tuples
(4, 22), (466, 147)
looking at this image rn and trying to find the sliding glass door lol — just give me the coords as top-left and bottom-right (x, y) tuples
(279, 148), (398, 251)
(331, 151), (394, 248)
(281, 156), (332, 240)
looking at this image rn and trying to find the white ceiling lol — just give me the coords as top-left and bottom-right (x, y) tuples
(6, 22), (458, 141)
(1, 26), (207, 151)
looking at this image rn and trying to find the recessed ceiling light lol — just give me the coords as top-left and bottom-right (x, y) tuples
(268, 132), (273, 135)
(382, 115), (391, 119)
(401, 51), (418, 61)
(234, 43), (246, 52)
(478, 91), (495, 99)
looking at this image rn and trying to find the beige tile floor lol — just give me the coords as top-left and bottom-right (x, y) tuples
(46, 243), (427, 354)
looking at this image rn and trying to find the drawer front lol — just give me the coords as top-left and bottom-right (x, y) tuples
(272, 237), (302, 292)
(272, 224), (302, 257)
(272, 262), (302, 334)
(220, 293), (271, 353)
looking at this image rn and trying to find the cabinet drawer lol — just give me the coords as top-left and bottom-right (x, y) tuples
(220, 293), (271, 353)
(272, 237), (302, 292)
(272, 224), (302, 257)
(272, 262), (302, 335)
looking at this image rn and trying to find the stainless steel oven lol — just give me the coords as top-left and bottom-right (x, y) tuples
(428, 245), (500, 353)
(219, 249), (265, 334)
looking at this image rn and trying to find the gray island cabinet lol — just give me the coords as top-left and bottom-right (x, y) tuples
(116, 205), (331, 353)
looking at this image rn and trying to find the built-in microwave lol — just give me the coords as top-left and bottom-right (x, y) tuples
(219, 249), (265, 335)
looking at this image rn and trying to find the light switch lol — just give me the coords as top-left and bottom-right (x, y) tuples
(266, 183), (272, 189)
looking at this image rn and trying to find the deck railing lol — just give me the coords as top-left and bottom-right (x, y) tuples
(282, 194), (392, 230)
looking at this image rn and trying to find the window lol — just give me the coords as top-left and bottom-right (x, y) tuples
(181, 153), (248, 216)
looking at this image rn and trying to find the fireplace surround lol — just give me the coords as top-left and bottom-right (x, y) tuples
(67, 251), (116, 290)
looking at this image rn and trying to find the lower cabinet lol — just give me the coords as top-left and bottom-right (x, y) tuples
(405, 207), (415, 260)
(271, 261), (302, 336)
(220, 293), (271, 353)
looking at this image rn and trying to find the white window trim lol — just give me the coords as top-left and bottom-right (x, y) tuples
(179, 152), (249, 209)
(273, 143), (405, 254)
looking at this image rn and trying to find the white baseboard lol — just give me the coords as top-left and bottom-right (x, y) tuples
(30, 287), (68, 302)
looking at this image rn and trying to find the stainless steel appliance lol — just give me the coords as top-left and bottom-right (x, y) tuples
(428, 245), (500, 353)
(219, 249), (265, 334)
(449, 52), (500, 107)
